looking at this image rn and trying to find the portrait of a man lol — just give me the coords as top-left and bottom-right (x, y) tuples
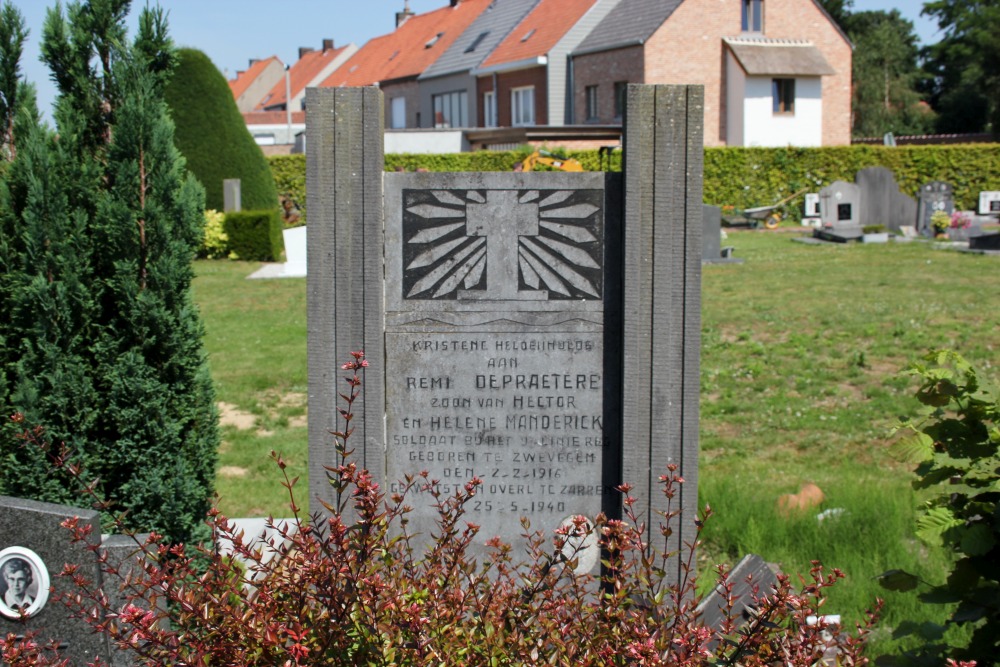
(0, 547), (49, 619)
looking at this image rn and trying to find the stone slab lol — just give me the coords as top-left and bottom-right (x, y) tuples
(0, 496), (109, 664)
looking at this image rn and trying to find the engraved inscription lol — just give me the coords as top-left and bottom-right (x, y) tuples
(402, 189), (603, 300)
(385, 332), (610, 543)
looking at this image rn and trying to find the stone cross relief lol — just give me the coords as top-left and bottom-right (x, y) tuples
(402, 189), (602, 302)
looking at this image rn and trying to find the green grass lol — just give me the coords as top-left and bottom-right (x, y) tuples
(191, 260), (307, 515)
(192, 232), (1000, 658)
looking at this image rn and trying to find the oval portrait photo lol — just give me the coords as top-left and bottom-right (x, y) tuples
(0, 547), (50, 619)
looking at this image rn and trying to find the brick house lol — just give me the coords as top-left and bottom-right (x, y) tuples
(471, 0), (618, 127)
(229, 56), (284, 113)
(257, 40), (357, 113)
(319, 0), (493, 129)
(417, 0), (539, 129)
(570, 0), (851, 146)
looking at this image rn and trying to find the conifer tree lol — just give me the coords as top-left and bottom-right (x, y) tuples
(0, 0), (218, 545)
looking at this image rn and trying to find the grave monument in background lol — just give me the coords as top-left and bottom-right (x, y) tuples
(306, 85), (703, 577)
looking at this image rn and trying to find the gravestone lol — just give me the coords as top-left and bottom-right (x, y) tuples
(307, 85), (702, 578)
(223, 178), (242, 213)
(855, 167), (917, 233)
(703, 205), (739, 263)
(816, 181), (862, 242)
(0, 497), (114, 664)
(978, 191), (1000, 215)
(916, 181), (954, 237)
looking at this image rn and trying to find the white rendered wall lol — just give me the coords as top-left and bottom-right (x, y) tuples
(384, 129), (469, 154)
(725, 52), (746, 146)
(742, 76), (823, 147)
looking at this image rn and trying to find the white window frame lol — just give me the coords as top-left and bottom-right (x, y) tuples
(772, 78), (795, 115)
(511, 86), (535, 127)
(742, 0), (763, 33)
(390, 96), (406, 129)
(483, 90), (497, 128)
(432, 90), (468, 128)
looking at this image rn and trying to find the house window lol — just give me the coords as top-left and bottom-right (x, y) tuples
(742, 0), (763, 32)
(483, 90), (497, 127)
(432, 90), (468, 128)
(585, 85), (599, 121)
(390, 96), (406, 129)
(613, 81), (628, 119)
(511, 86), (535, 126)
(772, 78), (794, 114)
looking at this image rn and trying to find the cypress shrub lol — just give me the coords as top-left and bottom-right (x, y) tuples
(163, 48), (278, 212)
(223, 209), (284, 261)
(0, 2), (218, 546)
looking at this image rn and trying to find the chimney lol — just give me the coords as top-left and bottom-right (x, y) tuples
(450, 0), (459, 6)
(322, 38), (334, 51)
(298, 46), (315, 59)
(396, 0), (414, 27)
(248, 58), (259, 67)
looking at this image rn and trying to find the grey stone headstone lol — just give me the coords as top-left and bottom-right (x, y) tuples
(818, 181), (861, 228)
(696, 553), (778, 635)
(703, 204), (722, 260)
(307, 85), (702, 579)
(223, 178), (242, 213)
(917, 181), (954, 237)
(0, 497), (110, 665)
(855, 166), (917, 233)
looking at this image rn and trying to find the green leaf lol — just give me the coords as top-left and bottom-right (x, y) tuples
(960, 524), (996, 556)
(916, 506), (962, 546)
(876, 569), (920, 592)
(892, 431), (934, 462)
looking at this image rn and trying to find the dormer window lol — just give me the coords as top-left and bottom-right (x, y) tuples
(426, 32), (444, 48)
(465, 31), (489, 53)
(742, 0), (763, 32)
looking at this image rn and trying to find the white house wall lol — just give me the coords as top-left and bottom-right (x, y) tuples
(725, 51), (745, 147)
(742, 76), (823, 147)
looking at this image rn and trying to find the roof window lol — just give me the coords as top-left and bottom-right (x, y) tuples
(465, 31), (489, 53)
(521, 29), (535, 42)
(426, 32), (444, 48)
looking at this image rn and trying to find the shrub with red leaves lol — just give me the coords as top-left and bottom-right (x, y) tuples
(3, 352), (885, 667)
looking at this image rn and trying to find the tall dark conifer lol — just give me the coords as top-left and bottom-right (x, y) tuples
(0, 0), (217, 545)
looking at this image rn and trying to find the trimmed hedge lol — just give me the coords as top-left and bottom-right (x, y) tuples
(165, 49), (279, 212)
(224, 209), (284, 262)
(268, 145), (1000, 224)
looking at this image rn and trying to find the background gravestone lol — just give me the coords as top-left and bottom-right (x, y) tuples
(816, 181), (862, 241)
(855, 167), (917, 233)
(307, 85), (702, 578)
(917, 181), (954, 237)
(702, 205), (739, 263)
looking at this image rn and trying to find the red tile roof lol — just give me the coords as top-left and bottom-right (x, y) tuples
(320, 0), (493, 88)
(243, 110), (306, 125)
(480, 0), (597, 68)
(258, 44), (352, 109)
(229, 56), (282, 99)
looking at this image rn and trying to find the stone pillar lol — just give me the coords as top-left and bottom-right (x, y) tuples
(620, 84), (703, 580)
(306, 87), (386, 514)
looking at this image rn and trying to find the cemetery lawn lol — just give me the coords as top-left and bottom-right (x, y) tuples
(193, 231), (998, 657)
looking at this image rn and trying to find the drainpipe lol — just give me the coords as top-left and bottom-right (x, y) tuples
(566, 55), (574, 124)
(285, 64), (292, 144)
(492, 72), (498, 126)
